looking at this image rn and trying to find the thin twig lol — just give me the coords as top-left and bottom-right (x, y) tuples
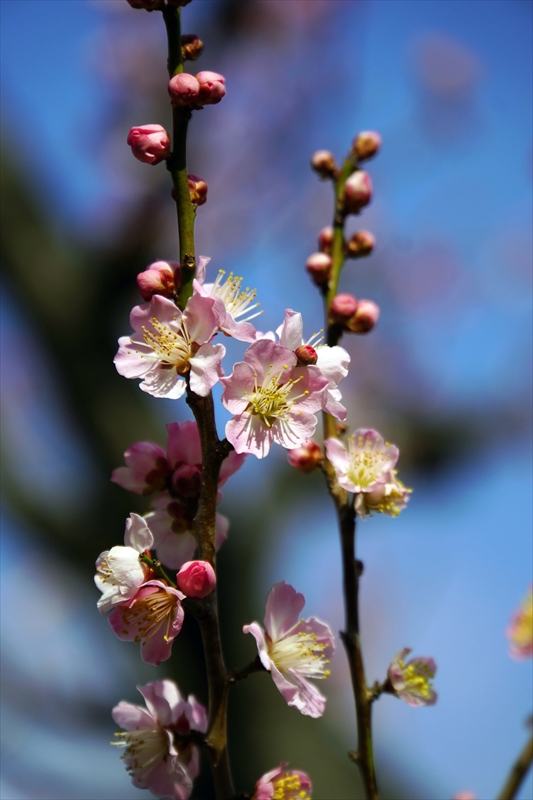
(496, 730), (533, 800)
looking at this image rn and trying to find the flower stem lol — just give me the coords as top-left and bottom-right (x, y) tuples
(497, 730), (533, 800)
(162, 4), (196, 309)
(321, 149), (379, 800)
(140, 553), (177, 588)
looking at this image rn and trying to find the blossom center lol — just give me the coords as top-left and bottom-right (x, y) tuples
(140, 317), (192, 373)
(269, 628), (330, 680)
(210, 270), (261, 322)
(398, 659), (434, 698)
(112, 725), (167, 782)
(122, 589), (178, 643)
(346, 434), (390, 489)
(246, 369), (306, 427)
(272, 773), (311, 800)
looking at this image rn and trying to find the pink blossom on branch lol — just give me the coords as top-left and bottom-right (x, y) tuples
(221, 340), (329, 459)
(506, 586), (533, 660)
(387, 647), (438, 707)
(109, 580), (185, 665)
(114, 293), (225, 399)
(253, 763), (312, 800)
(127, 124), (170, 165)
(94, 513), (154, 614)
(136, 255), (211, 303)
(111, 441), (169, 495)
(112, 679), (206, 800)
(243, 582), (335, 718)
(193, 267), (260, 343)
(177, 560), (216, 598)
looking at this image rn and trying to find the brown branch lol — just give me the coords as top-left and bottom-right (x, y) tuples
(497, 730), (533, 800)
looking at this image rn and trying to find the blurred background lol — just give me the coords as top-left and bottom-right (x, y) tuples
(1, 1), (532, 798)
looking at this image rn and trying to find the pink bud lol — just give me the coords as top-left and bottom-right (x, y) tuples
(127, 124), (171, 165)
(347, 299), (380, 333)
(347, 230), (375, 258)
(330, 293), (358, 323)
(318, 226), (334, 254)
(344, 170), (372, 213)
(188, 174), (208, 207)
(287, 440), (323, 473)
(294, 345), (318, 366)
(168, 73), (200, 107)
(196, 71), (226, 105)
(177, 560), (216, 598)
(181, 33), (204, 61)
(136, 260), (179, 301)
(311, 150), (336, 179)
(306, 252), (332, 286)
(353, 131), (382, 161)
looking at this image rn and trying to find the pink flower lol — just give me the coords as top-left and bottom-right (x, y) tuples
(145, 493), (229, 570)
(109, 580), (185, 665)
(177, 560), (216, 598)
(127, 124), (170, 165)
(243, 582), (335, 718)
(95, 513), (153, 614)
(506, 586), (533, 660)
(253, 763), (312, 800)
(221, 340), (329, 459)
(111, 441), (169, 495)
(193, 267), (260, 343)
(387, 648), (438, 707)
(112, 679), (206, 800)
(274, 309), (350, 420)
(114, 293), (225, 399)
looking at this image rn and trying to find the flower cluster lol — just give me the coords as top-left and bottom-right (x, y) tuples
(252, 764), (312, 800)
(386, 648), (438, 707)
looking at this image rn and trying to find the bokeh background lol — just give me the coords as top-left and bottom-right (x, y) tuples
(1, 1), (532, 799)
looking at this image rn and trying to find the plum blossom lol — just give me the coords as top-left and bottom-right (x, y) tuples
(112, 679), (207, 800)
(109, 580), (185, 665)
(145, 492), (229, 570)
(111, 441), (169, 496)
(264, 309), (350, 420)
(221, 340), (329, 458)
(253, 763), (312, 800)
(387, 648), (437, 707)
(95, 513), (153, 614)
(243, 582), (335, 718)
(177, 560), (216, 598)
(325, 429), (410, 518)
(506, 586), (533, 660)
(114, 293), (225, 399)
(193, 268), (260, 342)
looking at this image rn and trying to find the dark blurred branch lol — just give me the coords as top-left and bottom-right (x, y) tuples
(497, 730), (533, 800)
(228, 656), (265, 686)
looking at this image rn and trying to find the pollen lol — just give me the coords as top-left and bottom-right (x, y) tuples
(272, 772), (311, 800)
(138, 317), (192, 372)
(209, 270), (261, 323)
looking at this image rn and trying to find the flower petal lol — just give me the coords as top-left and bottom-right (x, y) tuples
(264, 582), (305, 640)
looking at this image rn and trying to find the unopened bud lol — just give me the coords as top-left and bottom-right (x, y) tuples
(168, 73), (200, 107)
(177, 560), (216, 598)
(344, 170), (372, 213)
(287, 440), (323, 473)
(346, 230), (375, 258)
(353, 131), (382, 161)
(346, 299), (380, 333)
(295, 345), (318, 366)
(196, 71), (226, 105)
(311, 150), (337, 179)
(188, 174), (208, 207)
(318, 226), (334, 254)
(181, 33), (204, 61)
(136, 260), (179, 301)
(330, 293), (358, 323)
(306, 252), (332, 286)
(127, 124), (170, 165)
(126, 0), (160, 9)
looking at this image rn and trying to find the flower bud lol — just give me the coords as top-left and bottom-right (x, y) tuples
(306, 252), (332, 286)
(346, 230), (375, 258)
(177, 560), (216, 598)
(344, 170), (372, 213)
(294, 345), (318, 366)
(353, 131), (382, 161)
(137, 260), (179, 301)
(181, 33), (204, 61)
(330, 293), (358, 324)
(287, 440), (322, 473)
(126, 0), (160, 9)
(168, 73), (200, 107)
(187, 174), (208, 207)
(346, 299), (380, 333)
(196, 71), (226, 105)
(311, 150), (337, 179)
(127, 124), (170, 165)
(318, 225), (334, 254)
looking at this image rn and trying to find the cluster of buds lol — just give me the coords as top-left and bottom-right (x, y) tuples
(329, 294), (380, 334)
(168, 71), (226, 109)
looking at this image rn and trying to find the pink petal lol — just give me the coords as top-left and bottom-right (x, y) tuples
(138, 679), (185, 728)
(146, 757), (192, 800)
(276, 309), (304, 350)
(315, 345), (350, 387)
(220, 362), (256, 414)
(166, 421), (202, 469)
(276, 668), (326, 718)
(272, 412), (318, 450)
(323, 388), (347, 421)
(218, 451), (247, 487)
(189, 342), (226, 396)
(131, 295), (182, 332)
(138, 364), (186, 400)
(182, 292), (220, 344)
(243, 622), (272, 672)
(154, 529), (197, 571)
(225, 413), (273, 458)
(114, 338), (153, 379)
(185, 695), (208, 733)
(124, 513), (154, 551)
(111, 700), (155, 731)
(264, 582), (305, 640)
(243, 340), (296, 383)
(221, 315), (258, 343)
(215, 513), (229, 550)
(124, 441), (168, 472)
(324, 438), (349, 474)
(196, 255), (210, 284)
